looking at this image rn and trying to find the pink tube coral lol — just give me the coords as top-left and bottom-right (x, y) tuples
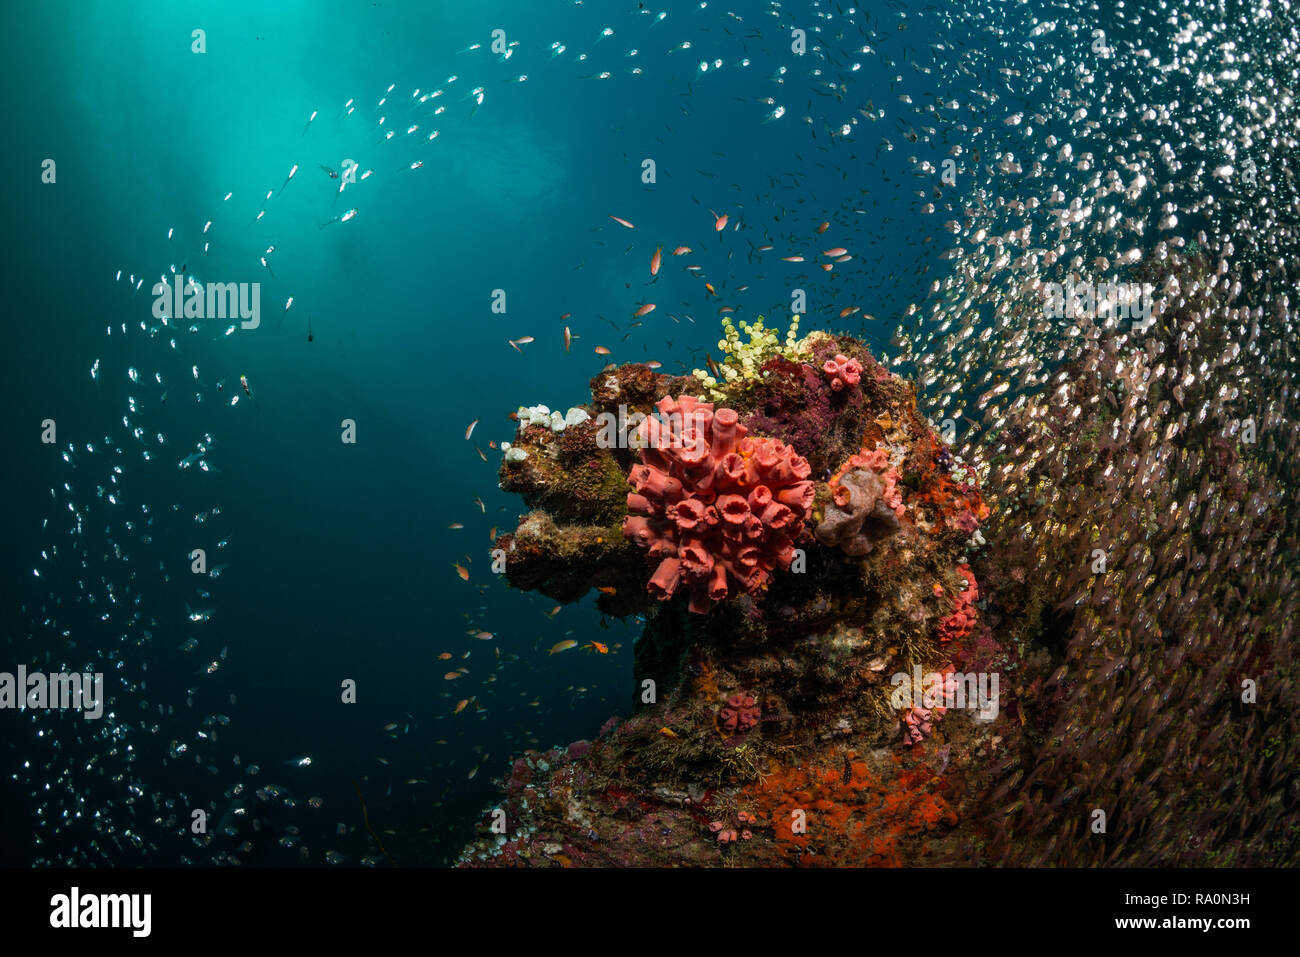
(822, 354), (863, 391)
(902, 669), (959, 746)
(936, 565), (979, 644)
(623, 395), (814, 613)
(719, 693), (760, 733)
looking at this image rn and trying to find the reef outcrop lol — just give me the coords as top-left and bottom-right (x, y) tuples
(462, 322), (1002, 867)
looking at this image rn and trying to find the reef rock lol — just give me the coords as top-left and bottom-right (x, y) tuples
(462, 330), (998, 868)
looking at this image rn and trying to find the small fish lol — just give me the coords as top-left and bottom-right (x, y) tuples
(672, 246), (691, 255)
(596, 586), (617, 595)
(319, 208), (358, 228)
(564, 326), (573, 352)
(277, 163), (299, 195)
(439, 653), (453, 660)
(301, 110), (317, 135)
(583, 641), (609, 654)
(453, 563), (469, 581)
(465, 420), (478, 441)
(610, 215), (635, 229)
(594, 346), (612, 355)
(239, 375), (251, 398)
(549, 639), (578, 655)
(713, 212), (728, 231)
(659, 727), (679, 738)
(634, 303), (656, 317)
(453, 699), (470, 714)
(444, 672), (462, 681)
(650, 246), (662, 276)
(782, 256), (805, 262)
(816, 221), (830, 234)
(448, 522), (464, 529)
(823, 247), (848, 257)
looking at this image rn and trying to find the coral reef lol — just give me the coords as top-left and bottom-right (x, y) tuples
(718, 694), (760, 734)
(623, 394), (815, 613)
(815, 466), (902, 555)
(459, 322), (1003, 867)
(691, 314), (808, 401)
(822, 354), (863, 392)
(936, 565), (978, 645)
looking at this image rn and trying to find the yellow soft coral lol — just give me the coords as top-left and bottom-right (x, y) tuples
(691, 314), (813, 401)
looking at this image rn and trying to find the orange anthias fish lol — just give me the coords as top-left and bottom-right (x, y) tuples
(714, 213), (728, 231)
(453, 563), (469, 581)
(610, 215), (635, 229)
(594, 345), (611, 355)
(672, 246), (691, 255)
(634, 303), (656, 317)
(596, 586), (617, 595)
(817, 221), (830, 234)
(583, 641), (609, 654)
(650, 246), (662, 276)
(823, 247), (849, 257)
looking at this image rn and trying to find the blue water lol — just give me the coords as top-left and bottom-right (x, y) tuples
(1, 0), (1034, 865)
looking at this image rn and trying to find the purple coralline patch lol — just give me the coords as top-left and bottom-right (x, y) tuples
(950, 509), (979, 535)
(742, 359), (867, 477)
(566, 739), (592, 761)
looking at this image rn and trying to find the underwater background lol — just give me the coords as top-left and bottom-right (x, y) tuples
(2, 0), (1296, 867)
